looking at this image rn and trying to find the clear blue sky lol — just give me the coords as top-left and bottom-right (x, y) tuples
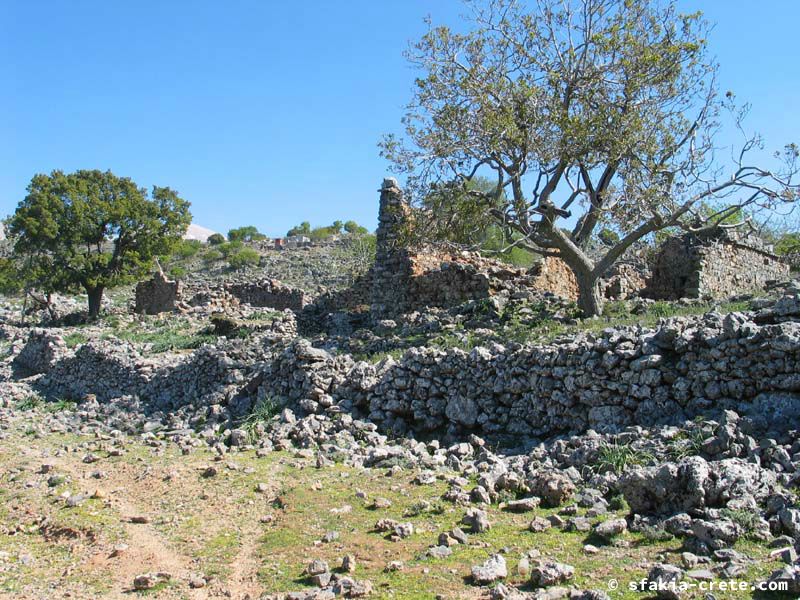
(1, 1), (798, 237)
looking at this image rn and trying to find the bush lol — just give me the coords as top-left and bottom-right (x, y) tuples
(169, 265), (187, 279)
(218, 241), (243, 258)
(207, 233), (226, 245)
(172, 239), (202, 259)
(228, 247), (260, 270)
(202, 248), (223, 263)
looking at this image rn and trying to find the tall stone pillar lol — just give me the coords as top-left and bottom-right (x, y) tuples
(371, 178), (412, 318)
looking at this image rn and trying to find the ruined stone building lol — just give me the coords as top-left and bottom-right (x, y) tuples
(647, 227), (789, 300)
(371, 178), (578, 318)
(134, 271), (180, 315)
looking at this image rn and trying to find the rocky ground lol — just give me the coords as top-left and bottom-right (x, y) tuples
(1, 248), (800, 599)
(1, 388), (798, 599)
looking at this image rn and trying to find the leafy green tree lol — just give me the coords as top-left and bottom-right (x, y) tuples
(8, 169), (191, 318)
(207, 232), (226, 245)
(343, 220), (369, 235)
(382, 0), (798, 316)
(287, 221), (311, 236)
(228, 225), (266, 242)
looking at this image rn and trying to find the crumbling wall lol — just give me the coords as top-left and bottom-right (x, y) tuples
(602, 263), (648, 300)
(528, 257), (579, 300)
(134, 271), (180, 315)
(260, 294), (800, 440)
(371, 178), (413, 317)
(370, 178), (578, 317)
(649, 229), (788, 300)
(225, 278), (310, 312)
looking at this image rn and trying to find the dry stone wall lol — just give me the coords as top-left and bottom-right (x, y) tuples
(370, 178), (578, 318)
(648, 229), (788, 300)
(224, 278), (310, 312)
(134, 271), (180, 315)
(259, 292), (800, 441)
(19, 287), (800, 444)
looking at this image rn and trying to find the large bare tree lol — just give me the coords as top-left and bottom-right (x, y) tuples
(381, 0), (799, 316)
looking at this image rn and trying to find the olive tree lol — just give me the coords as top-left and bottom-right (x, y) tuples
(382, 0), (799, 315)
(9, 169), (191, 318)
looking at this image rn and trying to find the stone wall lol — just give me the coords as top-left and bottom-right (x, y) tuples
(225, 278), (310, 312)
(134, 271), (180, 315)
(18, 290), (800, 443)
(648, 229), (789, 300)
(370, 178), (578, 318)
(371, 178), (413, 318)
(258, 292), (800, 441)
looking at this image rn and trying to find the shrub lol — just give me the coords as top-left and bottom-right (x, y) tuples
(207, 233), (226, 245)
(173, 239), (202, 259)
(169, 265), (187, 279)
(227, 247), (260, 270)
(218, 241), (243, 258)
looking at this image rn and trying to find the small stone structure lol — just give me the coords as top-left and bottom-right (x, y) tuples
(134, 271), (180, 315)
(371, 178), (578, 318)
(225, 278), (310, 312)
(648, 228), (789, 300)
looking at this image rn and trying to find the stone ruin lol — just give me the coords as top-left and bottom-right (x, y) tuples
(134, 270), (180, 315)
(369, 178), (790, 313)
(223, 278), (310, 311)
(129, 179), (789, 323)
(648, 227), (789, 300)
(371, 178), (578, 318)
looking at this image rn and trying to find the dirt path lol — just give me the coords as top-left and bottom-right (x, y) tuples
(49, 452), (212, 600)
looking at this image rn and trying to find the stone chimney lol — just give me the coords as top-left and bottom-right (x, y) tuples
(371, 178), (412, 318)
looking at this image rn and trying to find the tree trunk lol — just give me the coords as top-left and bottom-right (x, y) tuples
(86, 286), (104, 319)
(575, 271), (603, 317)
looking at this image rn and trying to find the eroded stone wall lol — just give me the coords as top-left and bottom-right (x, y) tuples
(19, 291), (800, 442)
(648, 229), (788, 300)
(134, 271), (180, 315)
(225, 279), (310, 312)
(370, 178), (578, 318)
(259, 294), (800, 441)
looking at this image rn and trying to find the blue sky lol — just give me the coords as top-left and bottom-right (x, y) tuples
(1, 0), (798, 237)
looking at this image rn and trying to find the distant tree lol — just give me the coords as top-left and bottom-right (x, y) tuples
(207, 233), (226, 245)
(8, 169), (191, 318)
(287, 221), (311, 237)
(343, 220), (369, 235)
(382, 0), (799, 316)
(228, 225), (266, 242)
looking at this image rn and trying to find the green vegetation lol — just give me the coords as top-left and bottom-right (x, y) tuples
(228, 225), (266, 242)
(227, 246), (260, 270)
(286, 219), (370, 241)
(207, 232), (226, 245)
(8, 169), (191, 318)
(170, 238), (202, 259)
(668, 427), (711, 460)
(593, 442), (655, 475)
(109, 321), (215, 353)
(241, 396), (283, 443)
(382, 0), (798, 317)
(63, 332), (88, 348)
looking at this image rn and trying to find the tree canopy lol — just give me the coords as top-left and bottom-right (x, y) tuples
(382, 0), (799, 315)
(228, 225), (266, 242)
(8, 169), (191, 317)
